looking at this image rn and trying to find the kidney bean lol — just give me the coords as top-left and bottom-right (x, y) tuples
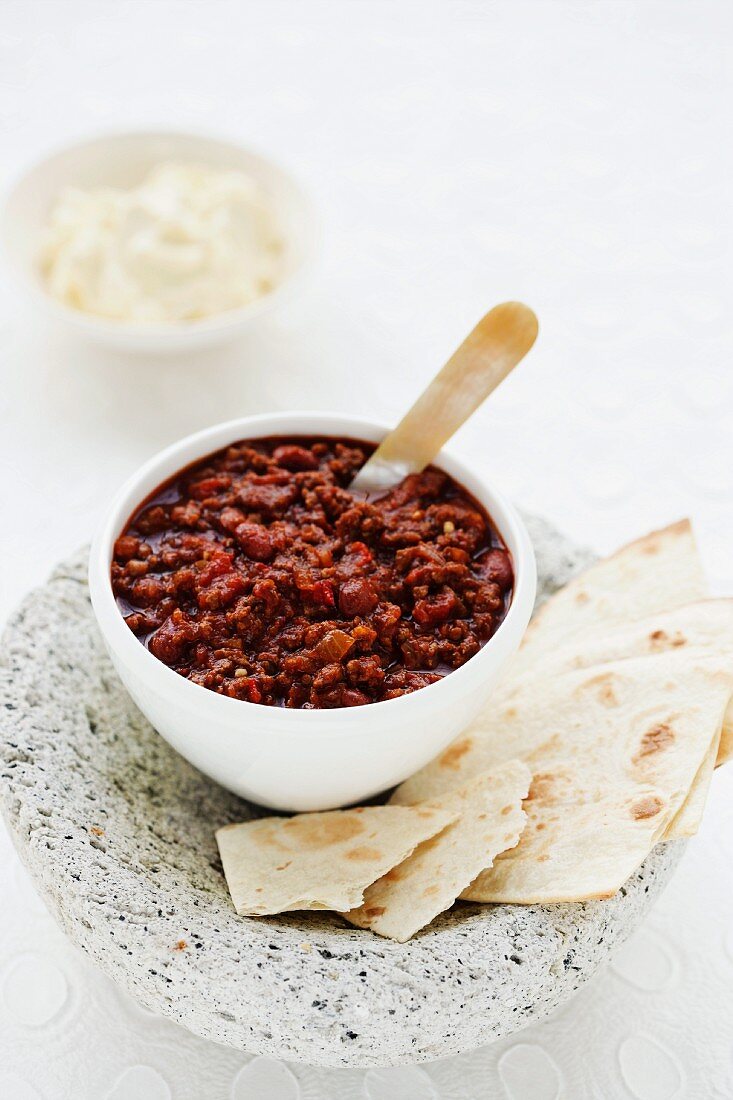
(338, 577), (378, 617)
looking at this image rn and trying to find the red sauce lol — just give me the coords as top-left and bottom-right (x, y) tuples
(111, 436), (514, 708)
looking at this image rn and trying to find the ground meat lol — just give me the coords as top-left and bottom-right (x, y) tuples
(111, 435), (514, 708)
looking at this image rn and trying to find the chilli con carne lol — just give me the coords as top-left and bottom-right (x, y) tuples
(111, 436), (514, 708)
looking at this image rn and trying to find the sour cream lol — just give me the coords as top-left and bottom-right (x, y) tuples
(40, 163), (284, 323)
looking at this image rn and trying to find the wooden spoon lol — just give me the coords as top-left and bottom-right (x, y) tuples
(349, 302), (539, 494)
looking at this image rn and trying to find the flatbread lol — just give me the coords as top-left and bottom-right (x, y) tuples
(505, 598), (733, 680)
(485, 599), (733, 835)
(392, 651), (733, 902)
(509, 520), (707, 680)
(342, 761), (530, 942)
(666, 732), (721, 838)
(216, 804), (456, 916)
(499, 600), (733, 768)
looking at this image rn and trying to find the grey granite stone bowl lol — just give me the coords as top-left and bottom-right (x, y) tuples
(0, 517), (683, 1067)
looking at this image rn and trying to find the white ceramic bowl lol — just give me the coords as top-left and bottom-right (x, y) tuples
(0, 130), (317, 354)
(89, 413), (536, 811)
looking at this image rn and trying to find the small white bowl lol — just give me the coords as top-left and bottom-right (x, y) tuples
(89, 413), (536, 811)
(0, 130), (317, 354)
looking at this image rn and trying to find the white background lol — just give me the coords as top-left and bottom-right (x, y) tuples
(1, 2), (732, 1097)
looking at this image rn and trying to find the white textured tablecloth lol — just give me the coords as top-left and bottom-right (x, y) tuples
(1, 2), (731, 1097)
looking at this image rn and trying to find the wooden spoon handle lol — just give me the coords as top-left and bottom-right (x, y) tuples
(351, 302), (538, 493)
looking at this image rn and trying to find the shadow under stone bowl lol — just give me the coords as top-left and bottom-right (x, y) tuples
(0, 515), (684, 1068)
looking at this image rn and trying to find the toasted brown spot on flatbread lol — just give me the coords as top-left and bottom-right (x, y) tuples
(575, 590), (590, 604)
(281, 814), (365, 848)
(526, 733), (562, 762)
(578, 672), (619, 706)
(526, 773), (556, 801)
(439, 738), (473, 770)
(649, 628), (686, 650)
(383, 867), (403, 882)
(345, 845), (383, 861)
(638, 528), (669, 554)
(634, 723), (675, 764)
(275, 861), (292, 871)
(364, 906), (386, 918)
(501, 805), (513, 816)
(631, 795), (664, 820)
(423, 884), (440, 897)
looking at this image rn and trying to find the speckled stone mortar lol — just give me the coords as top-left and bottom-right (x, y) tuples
(0, 515), (683, 1067)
